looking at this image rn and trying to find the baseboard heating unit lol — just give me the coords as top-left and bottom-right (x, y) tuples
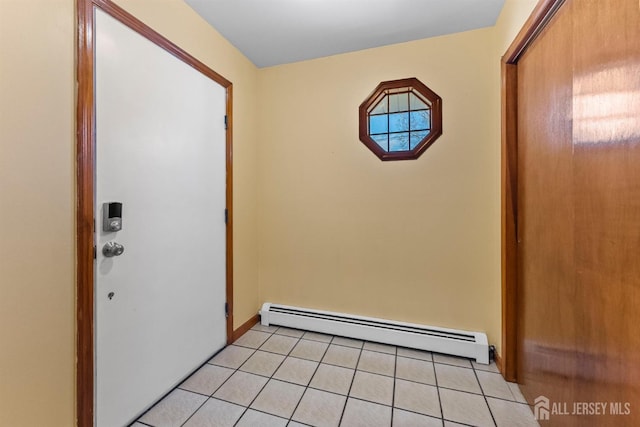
(260, 303), (489, 364)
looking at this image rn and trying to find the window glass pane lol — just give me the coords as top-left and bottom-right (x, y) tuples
(389, 132), (409, 151)
(370, 98), (388, 115)
(369, 114), (388, 134)
(389, 112), (409, 132)
(410, 92), (429, 110)
(409, 110), (430, 130)
(410, 130), (429, 149)
(371, 134), (388, 150)
(388, 93), (409, 113)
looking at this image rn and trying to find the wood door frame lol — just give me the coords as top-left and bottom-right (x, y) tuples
(76, 1), (234, 425)
(501, 0), (566, 382)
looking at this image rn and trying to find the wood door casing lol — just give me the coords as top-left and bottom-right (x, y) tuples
(510, 0), (640, 425)
(516, 0), (578, 415)
(76, 1), (234, 425)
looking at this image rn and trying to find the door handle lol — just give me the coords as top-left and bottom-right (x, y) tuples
(102, 241), (125, 257)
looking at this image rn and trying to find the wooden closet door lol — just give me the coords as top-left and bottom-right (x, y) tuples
(516, 0), (640, 425)
(571, 0), (640, 419)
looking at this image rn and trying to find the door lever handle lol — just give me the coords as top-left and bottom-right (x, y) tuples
(102, 241), (125, 257)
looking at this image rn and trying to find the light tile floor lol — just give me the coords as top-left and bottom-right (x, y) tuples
(134, 323), (539, 427)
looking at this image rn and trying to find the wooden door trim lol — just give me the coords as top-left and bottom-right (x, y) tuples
(76, 1), (233, 425)
(500, 0), (566, 382)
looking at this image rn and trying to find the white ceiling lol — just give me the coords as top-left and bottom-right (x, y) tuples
(184, 0), (506, 68)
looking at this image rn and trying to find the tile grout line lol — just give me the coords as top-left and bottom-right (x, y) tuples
(177, 382), (228, 426)
(474, 370), (525, 403)
(336, 340), (365, 426)
(206, 391), (306, 423)
(288, 339), (331, 364)
(184, 331), (268, 426)
(231, 332), (304, 426)
(301, 331), (334, 344)
(391, 345), (398, 427)
(240, 407), (290, 424)
(349, 395), (445, 422)
(178, 330), (269, 426)
(219, 332), (276, 427)
(502, 375), (520, 402)
(136, 342), (259, 427)
(432, 357), (446, 427)
(286, 334), (335, 425)
(149, 394), (211, 427)
(471, 363), (498, 427)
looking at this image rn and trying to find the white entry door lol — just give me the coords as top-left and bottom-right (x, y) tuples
(95, 10), (228, 427)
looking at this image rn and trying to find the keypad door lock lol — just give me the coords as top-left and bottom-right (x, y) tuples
(103, 202), (122, 232)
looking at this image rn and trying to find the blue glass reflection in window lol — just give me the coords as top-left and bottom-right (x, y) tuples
(409, 130), (429, 149)
(371, 134), (388, 150)
(369, 115), (388, 134)
(409, 110), (430, 131)
(389, 132), (409, 151)
(389, 112), (409, 133)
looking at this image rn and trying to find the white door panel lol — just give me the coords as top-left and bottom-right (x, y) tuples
(95, 10), (227, 427)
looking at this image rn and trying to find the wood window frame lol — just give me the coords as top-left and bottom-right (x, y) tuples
(76, 1), (234, 425)
(359, 77), (442, 161)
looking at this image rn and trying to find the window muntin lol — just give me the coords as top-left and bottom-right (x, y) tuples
(368, 89), (431, 152)
(359, 78), (442, 161)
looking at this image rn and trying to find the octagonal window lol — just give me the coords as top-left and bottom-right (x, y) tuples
(359, 78), (442, 161)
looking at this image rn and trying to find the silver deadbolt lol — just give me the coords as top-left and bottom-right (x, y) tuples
(103, 241), (125, 257)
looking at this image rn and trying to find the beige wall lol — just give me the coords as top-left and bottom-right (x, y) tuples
(495, 0), (539, 55)
(0, 0), (259, 426)
(257, 28), (503, 346)
(256, 0), (538, 354)
(1, 1), (76, 425)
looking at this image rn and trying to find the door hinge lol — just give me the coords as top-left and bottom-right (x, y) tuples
(224, 115), (228, 130)
(93, 245), (97, 259)
(225, 302), (229, 318)
(224, 208), (228, 224)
